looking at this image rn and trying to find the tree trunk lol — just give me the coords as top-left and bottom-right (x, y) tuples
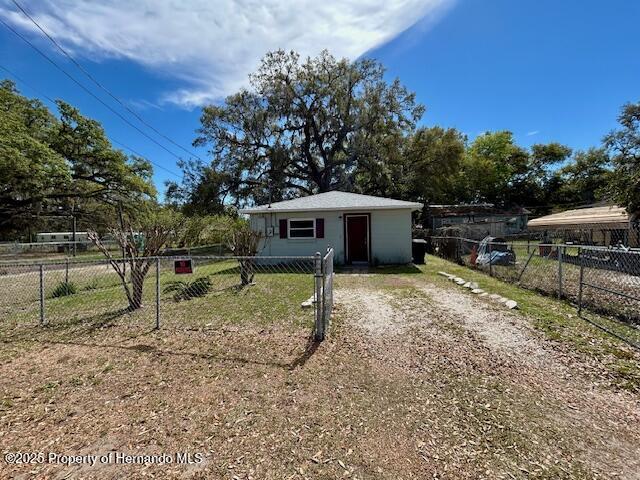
(318, 169), (332, 192)
(128, 267), (146, 310)
(239, 259), (254, 286)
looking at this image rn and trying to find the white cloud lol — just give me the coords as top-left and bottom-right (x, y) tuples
(526, 130), (540, 136)
(0, 0), (454, 108)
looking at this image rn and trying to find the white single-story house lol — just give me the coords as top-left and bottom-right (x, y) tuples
(239, 191), (422, 265)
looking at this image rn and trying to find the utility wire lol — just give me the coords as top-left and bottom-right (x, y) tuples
(0, 63), (182, 178)
(10, 0), (204, 162)
(0, 16), (189, 164)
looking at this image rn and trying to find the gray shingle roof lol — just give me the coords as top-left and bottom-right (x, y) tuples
(239, 191), (422, 214)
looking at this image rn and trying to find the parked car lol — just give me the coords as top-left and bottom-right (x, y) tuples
(475, 236), (516, 266)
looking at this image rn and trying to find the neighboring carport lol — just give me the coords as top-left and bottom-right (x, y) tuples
(527, 205), (639, 247)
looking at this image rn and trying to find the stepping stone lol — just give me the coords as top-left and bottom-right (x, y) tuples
(438, 271), (453, 278)
(505, 300), (518, 309)
(478, 292), (489, 297)
(455, 278), (466, 285)
(463, 282), (472, 288)
(472, 288), (485, 294)
(469, 282), (479, 289)
(301, 295), (315, 308)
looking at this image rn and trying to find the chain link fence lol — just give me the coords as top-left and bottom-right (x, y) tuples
(0, 240), (121, 260)
(314, 247), (335, 341)
(0, 241), (230, 261)
(577, 247), (640, 325)
(0, 251), (336, 340)
(432, 236), (640, 330)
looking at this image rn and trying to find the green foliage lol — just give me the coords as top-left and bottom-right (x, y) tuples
(553, 148), (612, 206)
(404, 127), (466, 204)
(0, 81), (70, 234)
(83, 279), (99, 291)
(163, 276), (213, 301)
(604, 101), (640, 212)
(457, 131), (530, 205)
(177, 214), (242, 248)
(228, 221), (262, 256)
(169, 50), (634, 215)
(87, 205), (186, 311)
(354, 126), (466, 204)
(185, 49), (423, 207)
(0, 80), (156, 239)
(165, 158), (229, 216)
(51, 281), (77, 298)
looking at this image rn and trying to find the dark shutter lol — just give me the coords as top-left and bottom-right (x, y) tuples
(279, 219), (288, 239)
(316, 218), (324, 238)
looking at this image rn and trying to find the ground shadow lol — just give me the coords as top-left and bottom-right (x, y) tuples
(288, 334), (320, 370)
(37, 334), (321, 371)
(6, 320), (322, 371)
(336, 263), (423, 275)
(0, 307), (134, 343)
(206, 263), (314, 276)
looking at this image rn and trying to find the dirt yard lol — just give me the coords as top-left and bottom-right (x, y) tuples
(1, 263), (639, 479)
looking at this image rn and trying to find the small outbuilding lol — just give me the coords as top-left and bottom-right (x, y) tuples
(239, 191), (422, 265)
(527, 205), (639, 247)
(424, 204), (529, 237)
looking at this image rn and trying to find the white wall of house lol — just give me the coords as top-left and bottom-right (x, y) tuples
(370, 209), (413, 264)
(248, 208), (413, 264)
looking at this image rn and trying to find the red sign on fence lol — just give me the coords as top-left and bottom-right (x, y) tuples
(174, 259), (193, 275)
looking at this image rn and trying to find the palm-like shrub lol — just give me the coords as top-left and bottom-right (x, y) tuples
(51, 281), (77, 298)
(163, 276), (212, 301)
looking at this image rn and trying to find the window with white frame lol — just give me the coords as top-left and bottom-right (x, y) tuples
(288, 219), (315, 238)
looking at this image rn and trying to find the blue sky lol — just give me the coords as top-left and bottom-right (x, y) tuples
(1, 0), (638, 193)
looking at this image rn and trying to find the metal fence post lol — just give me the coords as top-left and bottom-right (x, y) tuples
(577, 247), (584, 316)
(39, 264), (45, 326)
(155, 257), (160, 329)
(314, 252), (324, 341)
(65, 258), (69, 284)
(558, 245), (564, 299)
(488, 242), (493, 277)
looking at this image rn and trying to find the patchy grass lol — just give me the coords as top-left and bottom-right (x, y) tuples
(422, 255), (640, 392)
(2, 260), (314, 331)
(1, 258), (638, 478)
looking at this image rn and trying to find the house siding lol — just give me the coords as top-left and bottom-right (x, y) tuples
(369, 209), (412, 264)
(248, 208), (413, 264)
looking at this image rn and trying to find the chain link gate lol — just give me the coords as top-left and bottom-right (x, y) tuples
(313, 247), (335, 341)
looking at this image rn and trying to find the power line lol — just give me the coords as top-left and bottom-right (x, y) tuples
(0, 16), (189, 165)
(10, 0), (204, 162)
(0, 63), (182, 178)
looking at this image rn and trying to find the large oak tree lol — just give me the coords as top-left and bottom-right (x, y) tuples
(604, 101), (640, 212)
(191, 50), (424, 205)
(0, 80), (155, 238)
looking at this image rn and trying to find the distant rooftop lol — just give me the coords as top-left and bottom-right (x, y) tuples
(426, 204), (531, 216)
(239, 191), (422, 214)
(36, 232), (89, 235)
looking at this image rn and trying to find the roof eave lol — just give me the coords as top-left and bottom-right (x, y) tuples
(239, 204), (423, 214)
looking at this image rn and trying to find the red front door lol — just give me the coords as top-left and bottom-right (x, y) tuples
(346, 215), (369, 263)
